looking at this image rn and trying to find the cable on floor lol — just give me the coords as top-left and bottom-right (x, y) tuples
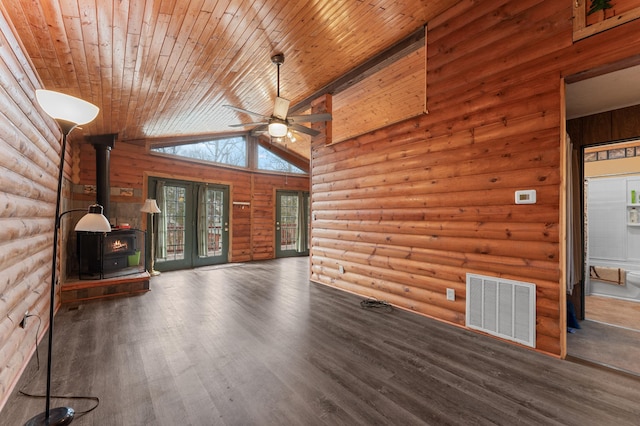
(17, 390), (100, 417)
(17, 314), (100, 418)
(360, 298), (393, 312)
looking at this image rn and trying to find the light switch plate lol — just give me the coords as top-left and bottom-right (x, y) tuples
(446, 288), (455, 301)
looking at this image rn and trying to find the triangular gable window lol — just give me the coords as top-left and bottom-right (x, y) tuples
(257, 145), (306, 174)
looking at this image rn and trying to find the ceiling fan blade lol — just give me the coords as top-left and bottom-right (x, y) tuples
(250, 124), (269, 136)
(287, 113), (332, 123)
(223, 105), (269, 119)
(273, 97), (290, 120)
(229, 121), (268, 128)
(289, 123), (320, 137)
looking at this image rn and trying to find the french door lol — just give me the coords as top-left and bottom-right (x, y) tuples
(275, 190), (309, 257)
(149, 178), (229, 271)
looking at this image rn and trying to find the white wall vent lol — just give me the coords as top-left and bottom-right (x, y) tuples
(466, 273), (536, 348)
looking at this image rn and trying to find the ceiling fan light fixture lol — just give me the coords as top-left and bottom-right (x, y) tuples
(268, 121), (288, 137)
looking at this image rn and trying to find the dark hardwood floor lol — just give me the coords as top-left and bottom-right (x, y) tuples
(3, 257), (640, 425)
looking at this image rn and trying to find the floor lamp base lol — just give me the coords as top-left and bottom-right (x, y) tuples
(24, 406), (74, 426)
(150, 269), (161, 276)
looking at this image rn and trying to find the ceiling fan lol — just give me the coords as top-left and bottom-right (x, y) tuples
(224, 53), (332, 139)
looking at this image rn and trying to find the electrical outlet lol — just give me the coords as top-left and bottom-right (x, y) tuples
(338, 265), (345, 274)
(446, 288), (455, 301)
(19, 311), (28, 329)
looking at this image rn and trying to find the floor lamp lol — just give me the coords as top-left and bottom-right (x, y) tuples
(25, 90), (103, 426)
(140, 199), (161, 276)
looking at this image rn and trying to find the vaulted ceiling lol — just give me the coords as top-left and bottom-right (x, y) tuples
(4, 0), (459, 153)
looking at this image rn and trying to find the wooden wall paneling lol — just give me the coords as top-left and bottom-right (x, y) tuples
(427, 1), (571, 92)
(311, 226), (558, 263)
(611, 104), (640, 140)
(573, 0), (640, 41)
(313, 218), (559, 245)
(313, 135), (560, 211)
(0, 3), (63, 410)
(310, 0), (578, 357)
(332, 45), (426, 143)
(312, 203), (559, 224)
(582, 111), (612, 145)
(566, 117), (583, 147)
(311, 238), (559, 282)
(567, 103), (640, 149)
(76, 139), (308, 263)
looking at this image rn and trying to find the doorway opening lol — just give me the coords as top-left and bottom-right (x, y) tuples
(565, 66), (640, 376)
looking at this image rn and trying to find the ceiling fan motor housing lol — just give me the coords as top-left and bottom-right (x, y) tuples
(271, 53), (285, 65)
(224, 51), (330, 138)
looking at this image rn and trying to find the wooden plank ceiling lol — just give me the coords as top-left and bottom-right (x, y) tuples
(4, 0), (458, 156)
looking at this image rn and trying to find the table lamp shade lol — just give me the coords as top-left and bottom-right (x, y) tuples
(140, 199), (161, 213)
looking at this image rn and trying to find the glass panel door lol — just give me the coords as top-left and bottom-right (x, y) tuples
(276, 191), (309, 257)
(149, 178), (229, 272)
(155, 182), (191, 271)
(193, 185), (229, 267)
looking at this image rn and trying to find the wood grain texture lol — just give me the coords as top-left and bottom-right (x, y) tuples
(332, 44), (426, 143)
(2, 257), (639, 426)
(2, 0), (457, 144)
(0, 4), (66, 412)
(73, 139), (309, 263)
(308, 0), (640, 358)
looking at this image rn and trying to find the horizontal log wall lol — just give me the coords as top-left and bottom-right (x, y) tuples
(74, 141), (308, 263)
(310, 0), (640, 357)
(0, 5), (72, 409)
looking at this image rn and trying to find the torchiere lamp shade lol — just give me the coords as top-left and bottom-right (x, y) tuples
(35, 89), (99, 126)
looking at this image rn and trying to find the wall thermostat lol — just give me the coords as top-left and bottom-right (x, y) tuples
(515, 190), (536, 204)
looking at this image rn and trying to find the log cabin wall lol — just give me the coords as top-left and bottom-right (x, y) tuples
(72, 141), (309, 262)
(0, 8), (74, 408)
(310, 0), (640, 357)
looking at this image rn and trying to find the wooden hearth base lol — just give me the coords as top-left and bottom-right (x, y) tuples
(62, 271), (150, 303)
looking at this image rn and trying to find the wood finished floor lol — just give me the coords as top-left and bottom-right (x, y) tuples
(585, 295), (640, 331)
(3, 257), (640, 425)
(567, 295), (640, 376)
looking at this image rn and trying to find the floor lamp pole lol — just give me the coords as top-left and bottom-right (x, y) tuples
(141, 199), (161, 276)
(25, 121), (76, 426)
(27, 90), (100, 426)
(149, 212), (159, 276)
